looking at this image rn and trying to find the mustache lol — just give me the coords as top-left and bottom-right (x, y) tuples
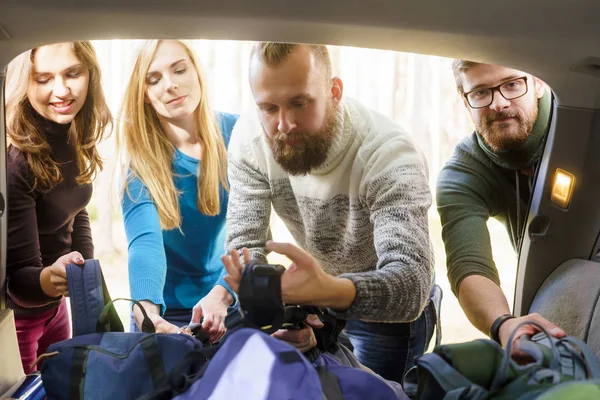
(484, 111), (520, 124)
(274, 132), (306, 142)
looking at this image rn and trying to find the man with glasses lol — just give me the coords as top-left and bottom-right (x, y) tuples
(436, 61), (566, 357)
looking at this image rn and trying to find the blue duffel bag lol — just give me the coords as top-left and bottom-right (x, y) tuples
(38, 260), (206, 400)
(140, 261), (409, 400)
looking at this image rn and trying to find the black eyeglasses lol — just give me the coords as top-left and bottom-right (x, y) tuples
(463, 76), (529, 109)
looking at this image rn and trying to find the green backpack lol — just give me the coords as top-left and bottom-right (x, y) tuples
(408, 321), (600, 399)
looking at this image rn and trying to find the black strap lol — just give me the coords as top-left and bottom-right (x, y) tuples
(316, 366), (345, 400)
(171, 345), (221, 379)
(314, 311), (344, 353)
(139, 344), (222, 400)
(98, 298), (155, 334)
(237, 261), (286, 334)
(70, 348), (90, 400)
(282, 306), (344, 354)
(140, 337), (168, 389)
(489, 314), (515, 344)
(279, 350), (303, 364)
(303, 346), (323, 363)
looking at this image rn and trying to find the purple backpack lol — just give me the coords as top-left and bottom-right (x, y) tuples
(169, 327), (408, 400)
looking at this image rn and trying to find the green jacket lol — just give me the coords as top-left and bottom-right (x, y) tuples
(436, 92), (552, 296)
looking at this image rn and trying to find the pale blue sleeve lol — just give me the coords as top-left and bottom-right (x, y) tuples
(121, 175), (168, 314)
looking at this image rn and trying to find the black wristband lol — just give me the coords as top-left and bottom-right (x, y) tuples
(489, 314), (516, 344)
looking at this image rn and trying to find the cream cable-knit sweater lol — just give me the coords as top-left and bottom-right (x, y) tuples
(226, 98), (433, 322)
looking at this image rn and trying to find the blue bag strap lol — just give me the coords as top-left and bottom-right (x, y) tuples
(66, 259), (123, 336)
(66, 259), (103, 336)
(558, 336), (600, 379)
(492, 321), (560, 390)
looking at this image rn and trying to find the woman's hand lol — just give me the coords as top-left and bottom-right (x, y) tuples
(132, 300), (182, 334)
(40, 251), (84, 297)
(191, 285), (234, 343)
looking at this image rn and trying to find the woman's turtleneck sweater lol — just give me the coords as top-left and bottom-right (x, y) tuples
(436, 91), (552, 297)
(6, 110), (94, 317)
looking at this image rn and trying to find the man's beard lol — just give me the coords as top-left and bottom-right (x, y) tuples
(266, 102), (339, 176)
(477, 103), (538, 152)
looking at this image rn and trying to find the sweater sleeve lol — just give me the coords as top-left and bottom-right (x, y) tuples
(71, 208), (94, 260)
(121, 176), (168, 313)
(436, 157), (501, 298)
(225, 119), (272, 263)
(333, 134), (434, 322)
(6, 151), (61, 306)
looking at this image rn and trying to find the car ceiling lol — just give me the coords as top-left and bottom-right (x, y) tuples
(0, 0), (599, 109)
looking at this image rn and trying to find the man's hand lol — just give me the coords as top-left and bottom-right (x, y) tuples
(190, 285), (234, 343)
(40, 251), (84, 297)
(266, 241), (356, 309)
(222, 247), (252, 294)
(272, 314), (324, 353)
(132, 300), (182, 334)
(499, 313), (566, 360)
(222, 242), (356, 310)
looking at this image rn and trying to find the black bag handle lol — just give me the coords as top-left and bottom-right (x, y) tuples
(97, 297), (155, 334)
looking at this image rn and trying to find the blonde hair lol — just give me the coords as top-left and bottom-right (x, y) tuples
(250, 42), (332, 79)
(117, 40), (228, 230)
(5, 42), (112, 191)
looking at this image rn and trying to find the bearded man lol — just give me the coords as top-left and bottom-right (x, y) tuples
(224, 42), (435, 383)
(436, 61), (566, 358)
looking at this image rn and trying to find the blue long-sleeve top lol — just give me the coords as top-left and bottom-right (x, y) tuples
(122, 112), (238, 313)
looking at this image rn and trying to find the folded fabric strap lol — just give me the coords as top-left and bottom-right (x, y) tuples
(416, 352), (488, 400)
(232, 260), (286, 334)
(66, 259), (123, 336)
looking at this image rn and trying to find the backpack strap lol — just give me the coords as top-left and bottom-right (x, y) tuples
(66, 259), (123, 336)
(229, 260), (286, 334)
(557, 336), (600, 379)
(492, 320), (560, 389)
(98, 298), (153, 333)
(416, 352), (488, 400)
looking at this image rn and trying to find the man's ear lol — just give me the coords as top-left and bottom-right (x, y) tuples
(331, 76), (343, 106)
(533, 76), (547, 99)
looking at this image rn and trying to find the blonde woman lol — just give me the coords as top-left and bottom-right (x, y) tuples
(5, 41), (112, 373)
(118, 40), (238, 342)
